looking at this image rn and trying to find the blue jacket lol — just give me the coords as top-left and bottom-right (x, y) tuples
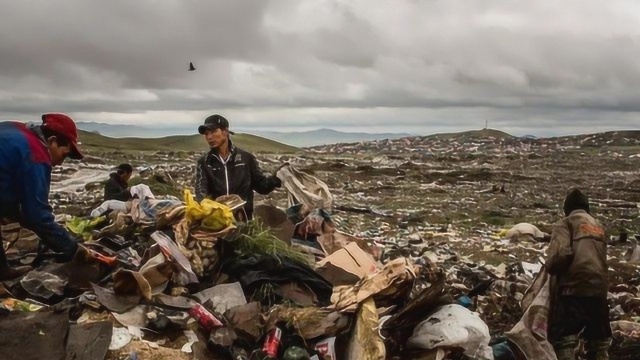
(0, 121), (78, 260)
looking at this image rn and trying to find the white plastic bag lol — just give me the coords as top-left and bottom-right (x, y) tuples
(408, 304), (493, 360)
(130, 184), (155, 199)
(276, 164), (333, 210)
(90, 200), (128, 217)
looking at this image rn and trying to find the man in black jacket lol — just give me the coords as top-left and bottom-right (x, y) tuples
(194, 114), (282, 220)
(104, 164), (133, 201)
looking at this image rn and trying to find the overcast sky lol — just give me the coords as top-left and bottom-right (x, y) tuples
(1, 0), (639, 136)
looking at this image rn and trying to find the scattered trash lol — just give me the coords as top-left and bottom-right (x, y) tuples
(277, 163), (333, 210)
(316, 242), (380, 285)
(20, 270), (67, 299)
(500, 223), (548, 242)
(112, 306), (148, 328)
(180, 330), (199, 353)
(188, 303), (224, 331)
(2, 136), (639, 359)
(346, 298), (386, 360)
(284, 346), (311, 360)
(184, 189), (235, 231)
(315, 337), (337, 360)
(505, 269), (556, 360)
(193, 282), (247, 314)
(625, 245), (640, 264)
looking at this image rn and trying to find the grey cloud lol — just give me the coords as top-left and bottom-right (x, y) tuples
(1, 0), (639, 134)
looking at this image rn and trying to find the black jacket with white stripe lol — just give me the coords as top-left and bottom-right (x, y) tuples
(194, 143), (281, 220)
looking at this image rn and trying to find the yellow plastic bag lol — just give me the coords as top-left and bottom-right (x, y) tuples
(184, 189), (235, 231)
(66, 216), (105, 241)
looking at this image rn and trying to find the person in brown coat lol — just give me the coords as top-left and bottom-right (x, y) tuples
(546, 188), (611, 360)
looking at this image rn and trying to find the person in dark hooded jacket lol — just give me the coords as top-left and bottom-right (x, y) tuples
(194, 114), (283, 220)
(547, 188), (610, 360)
(104, 164), (133, 201)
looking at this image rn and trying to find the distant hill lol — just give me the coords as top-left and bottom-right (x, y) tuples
(426, 128), (515, 141)
(308, 128), (640, 151)
(249, 128), (412, 147)
(78, 130), (299, 154)
(76, 122), (411, 147)
(37, 121), (640, 151)
(77, 122), (149, 137)
(549, 130), (640, 147)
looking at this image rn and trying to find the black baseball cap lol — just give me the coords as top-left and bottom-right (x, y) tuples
(198, 114), (235, 135)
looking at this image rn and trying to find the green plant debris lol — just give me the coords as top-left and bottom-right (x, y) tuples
(235, 220), (310, 265)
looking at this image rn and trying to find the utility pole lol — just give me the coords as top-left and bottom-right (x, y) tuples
(484, 120), (488, 129)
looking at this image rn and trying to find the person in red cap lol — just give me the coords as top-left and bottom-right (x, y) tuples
(0, 113), (85, 280)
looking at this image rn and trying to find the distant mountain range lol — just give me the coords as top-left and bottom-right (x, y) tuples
(251, 129), (412, 147)
(76, 122), (412, 147)
(76, 122), (187, 138)
(78, 130), (298, 154)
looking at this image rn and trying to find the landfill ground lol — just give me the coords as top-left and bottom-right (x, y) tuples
(2, 129), (640, 359)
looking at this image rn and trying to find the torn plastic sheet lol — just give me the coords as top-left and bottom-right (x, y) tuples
(626, 244), (640, 264)
(520, 262), (542, 278)
(151, 231), (198, 285)
(112, 305), (148, 328)
(181, 330), (199, 353)
(110, 326), (133, 351)
(193, 282), (247, 314)
(113, 252), (172, 300)
(611, 320), (640, 337)
(91, 283), (140, 313)
(20, 270), (68, 299)
(277, 164), (333, 210)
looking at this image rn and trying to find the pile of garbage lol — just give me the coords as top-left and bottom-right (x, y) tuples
(1, 164), (639, 360)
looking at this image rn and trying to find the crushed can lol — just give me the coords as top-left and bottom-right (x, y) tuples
(188, 303), (223, 332)
(262, 327), (282, 358)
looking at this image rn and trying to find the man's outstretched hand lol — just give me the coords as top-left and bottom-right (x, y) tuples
(272, 162), (290, 177)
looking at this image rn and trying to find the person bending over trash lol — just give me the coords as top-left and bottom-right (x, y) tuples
(194, 114), (283, 220)
(0, 114), (90, 280)
(546, 188), (611, 360)
(104, 163), (134, 201)
(91, 164), (156, 217)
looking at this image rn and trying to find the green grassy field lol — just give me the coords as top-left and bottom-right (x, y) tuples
(78, 130), (299, 153)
